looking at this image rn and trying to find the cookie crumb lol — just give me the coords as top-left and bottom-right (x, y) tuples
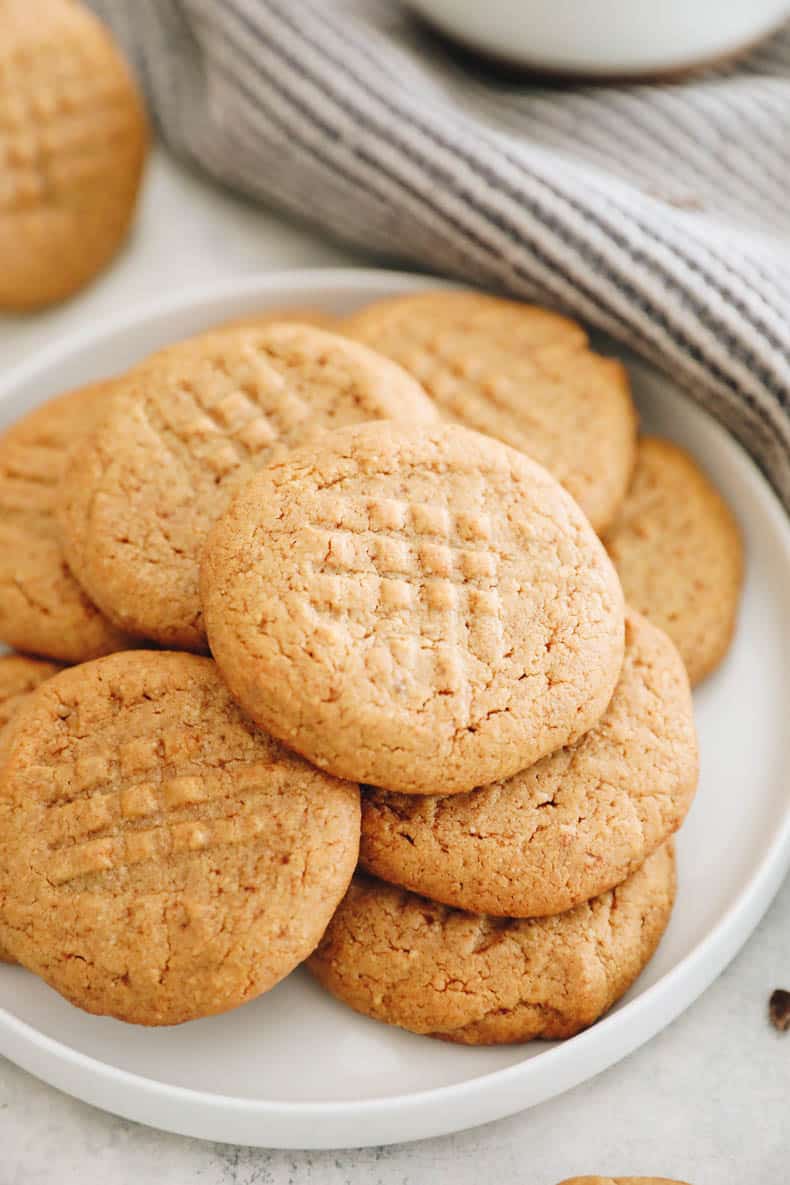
(769, 988), (790, 1031)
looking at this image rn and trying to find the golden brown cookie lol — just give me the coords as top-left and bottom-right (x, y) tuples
(558, 1179), (691, 1184)
(58, 325), (438, 650)
(0, 383), (137, 662)
(0, 653), (63, 964)
(0, 0), (148, 310)
(0, 650), (361, 1024)
(202, 421), (625, 795)
(158, 312), (340, 362)
(0, 653), (64, 732)
(603, 437), (743, 686)
(344, 291), (638, 532)
(215, 308), (339, 333)
(308, 844), (675, 1043)
(360, 611), (696, 915)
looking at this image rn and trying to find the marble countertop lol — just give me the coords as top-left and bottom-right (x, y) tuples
(0, 148), (787, 1185)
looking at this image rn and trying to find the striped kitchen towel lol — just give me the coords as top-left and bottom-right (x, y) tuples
(89, 0), (790, 509)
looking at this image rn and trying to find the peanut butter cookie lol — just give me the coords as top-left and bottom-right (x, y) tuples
(603, 437), (743, 686)
(0, 0), (148, 310)
(0, 652), (63, 963)
(58, 325), (438, 650)
(216, 308), (339, 333)
(0, 650), (361, 1024)
(308, 844), (675, 1043)
(202, 421), (625, 795)
(559, 1179), (691, 1184)
(0, 382), (136, 662)
(344, 291), (637, 532)
(361, 611), (696, 915)
(0, 653), (63, 732)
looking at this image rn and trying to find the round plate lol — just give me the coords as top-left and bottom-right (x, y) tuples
(0, 270), (788, 1149)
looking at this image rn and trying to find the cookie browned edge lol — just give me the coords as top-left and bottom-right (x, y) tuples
(603, 436), (743, 687)
(359, 611), (697, 917)
(308, 844), (675, 1045)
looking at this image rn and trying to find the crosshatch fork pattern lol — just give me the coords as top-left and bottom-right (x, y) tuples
(1, 23), (139, 218)
(37, 722), (283, 890)
(144, 347), (367, 483)
(1, 413), (94, 511)
(152, 364), (308, 482)
(308, 495), (507, 686)
(0, 440), (64, 527)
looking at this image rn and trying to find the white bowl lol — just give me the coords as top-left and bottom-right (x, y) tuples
(0, 269), (789, 1149)
(408, 0), (790, 78)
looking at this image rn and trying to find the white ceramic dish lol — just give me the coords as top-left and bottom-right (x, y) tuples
(407, 0), (790, 78)
(0, 269), (788, 1150)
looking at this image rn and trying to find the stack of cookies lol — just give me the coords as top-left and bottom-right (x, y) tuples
(0, 292), (742, 1041)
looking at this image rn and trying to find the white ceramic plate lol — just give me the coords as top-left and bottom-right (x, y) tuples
(0, 270), (788, 1150)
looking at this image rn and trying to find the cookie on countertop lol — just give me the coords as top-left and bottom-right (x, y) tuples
(0, 0), (148, 310)
(308, 844), (675, 1044)
(0, 651), (361, 1024)
(58, 325), (439, 650)
(344, 291), (638, 533)
(202, 421), (625, 795)
(0, 383), (137, 662)
(603, 437), (743, 686)
(558, 1179), (691, 1184)
(361, 611), (697, 916)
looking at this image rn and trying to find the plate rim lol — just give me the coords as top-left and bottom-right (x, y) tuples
(1, 266), (789, 1148)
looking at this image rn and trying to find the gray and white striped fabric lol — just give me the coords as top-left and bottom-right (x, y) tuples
(90, 0), (790, 509)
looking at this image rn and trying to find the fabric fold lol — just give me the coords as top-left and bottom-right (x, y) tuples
(88, 0), (790, 508)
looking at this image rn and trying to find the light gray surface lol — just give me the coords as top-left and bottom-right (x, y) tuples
(0, 148), (786, 1185)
